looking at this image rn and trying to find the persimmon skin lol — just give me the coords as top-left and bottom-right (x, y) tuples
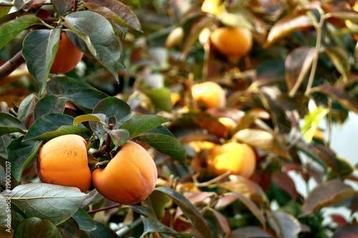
(38, 134), (91, 192)
(208, 142), (256, 177)
(210, 27), (252, 58)
(192, 82), (226, 109)
(50, 32), (83, 74)
(92, 141), (158, 204)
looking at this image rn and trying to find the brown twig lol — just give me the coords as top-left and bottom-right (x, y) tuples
(88, 203), (120, 214)
(0, 51), (25, 80)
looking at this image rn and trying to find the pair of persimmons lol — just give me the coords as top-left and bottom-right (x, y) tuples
(40, 26), (255, 204)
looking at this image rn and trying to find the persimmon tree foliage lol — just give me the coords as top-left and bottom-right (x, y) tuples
(0, 0), (357, 237)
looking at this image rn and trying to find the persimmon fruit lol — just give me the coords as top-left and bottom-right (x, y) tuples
(92, 141), (158, 204)
(50, 32), (83, 74)
(207, 142), (256, 177)
(38, 134), (91, 192)
(210, 27), (252, 58)
(192, 81), (226, 109)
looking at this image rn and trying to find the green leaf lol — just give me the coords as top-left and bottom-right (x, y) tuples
(121, 114), (167, 138)
(64, 11), (123, 79)
(7, 137), (41, 182)
(92, 97), (131, 125)
(22, 29), (61, 94)
(17, 93), (37, 123)
(34, 95), (66, 119)
(14, 217), (62, 238)
(137, 126), (186, 161)
(23, 113), (87, 141)
(0, 135), (11, 159)
(0, 14), (39, 49)
(85, 221), (118, 238)
(72, 209), (96, 232)
(83, 0), (142, 31)
(146, 87), (172, 112)
(51, 0), (73, 16)
(0, 6), (11, 17)
(154, 187), (213, 238)
(0, 112), (26, 136)
(4, 183), (87, 225)
(301, 107), (328, 143)
(47, 76), (107, 109)
(108, 129), (129, 147)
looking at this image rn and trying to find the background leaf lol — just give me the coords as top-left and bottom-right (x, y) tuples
(14, 217), (62, 238)
(0, 112), (26, 136)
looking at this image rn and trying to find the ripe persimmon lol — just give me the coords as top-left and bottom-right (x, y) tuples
(192, 81), (226, 109)
(50, 32), (83, 74)
(38, 134), (91, 192)
(207, 142), (256, 177)
(210, 27), (252, 58)
(92, 141), (158, 204)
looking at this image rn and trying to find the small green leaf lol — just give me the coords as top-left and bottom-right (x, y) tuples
(108, 129), (129, 147)
(137, 126), (186, 161)
(0, 112), (26, 136)
(47, 76), (107, 109)
(146, 87), (172, 112)
(17, 94), (37, 123)
(22, 28), (61, 94)
(34, 95), (66, 119)
(14, 217), (62, 238)
(7, 137), (41, 182)
(301, 107), (328, 143)
(121, 114), (167, 138)
(23, 113), (87, 141)
(0, 14), (39, 49)
(64, 11), (123, 79)
(154, 187), (213, 238)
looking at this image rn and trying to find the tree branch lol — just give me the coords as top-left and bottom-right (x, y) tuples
(0, 51), (25, 80)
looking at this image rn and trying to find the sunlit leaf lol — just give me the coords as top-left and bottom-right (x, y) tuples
(301, 107), (328, 143)
(0, 14), (39, 49)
